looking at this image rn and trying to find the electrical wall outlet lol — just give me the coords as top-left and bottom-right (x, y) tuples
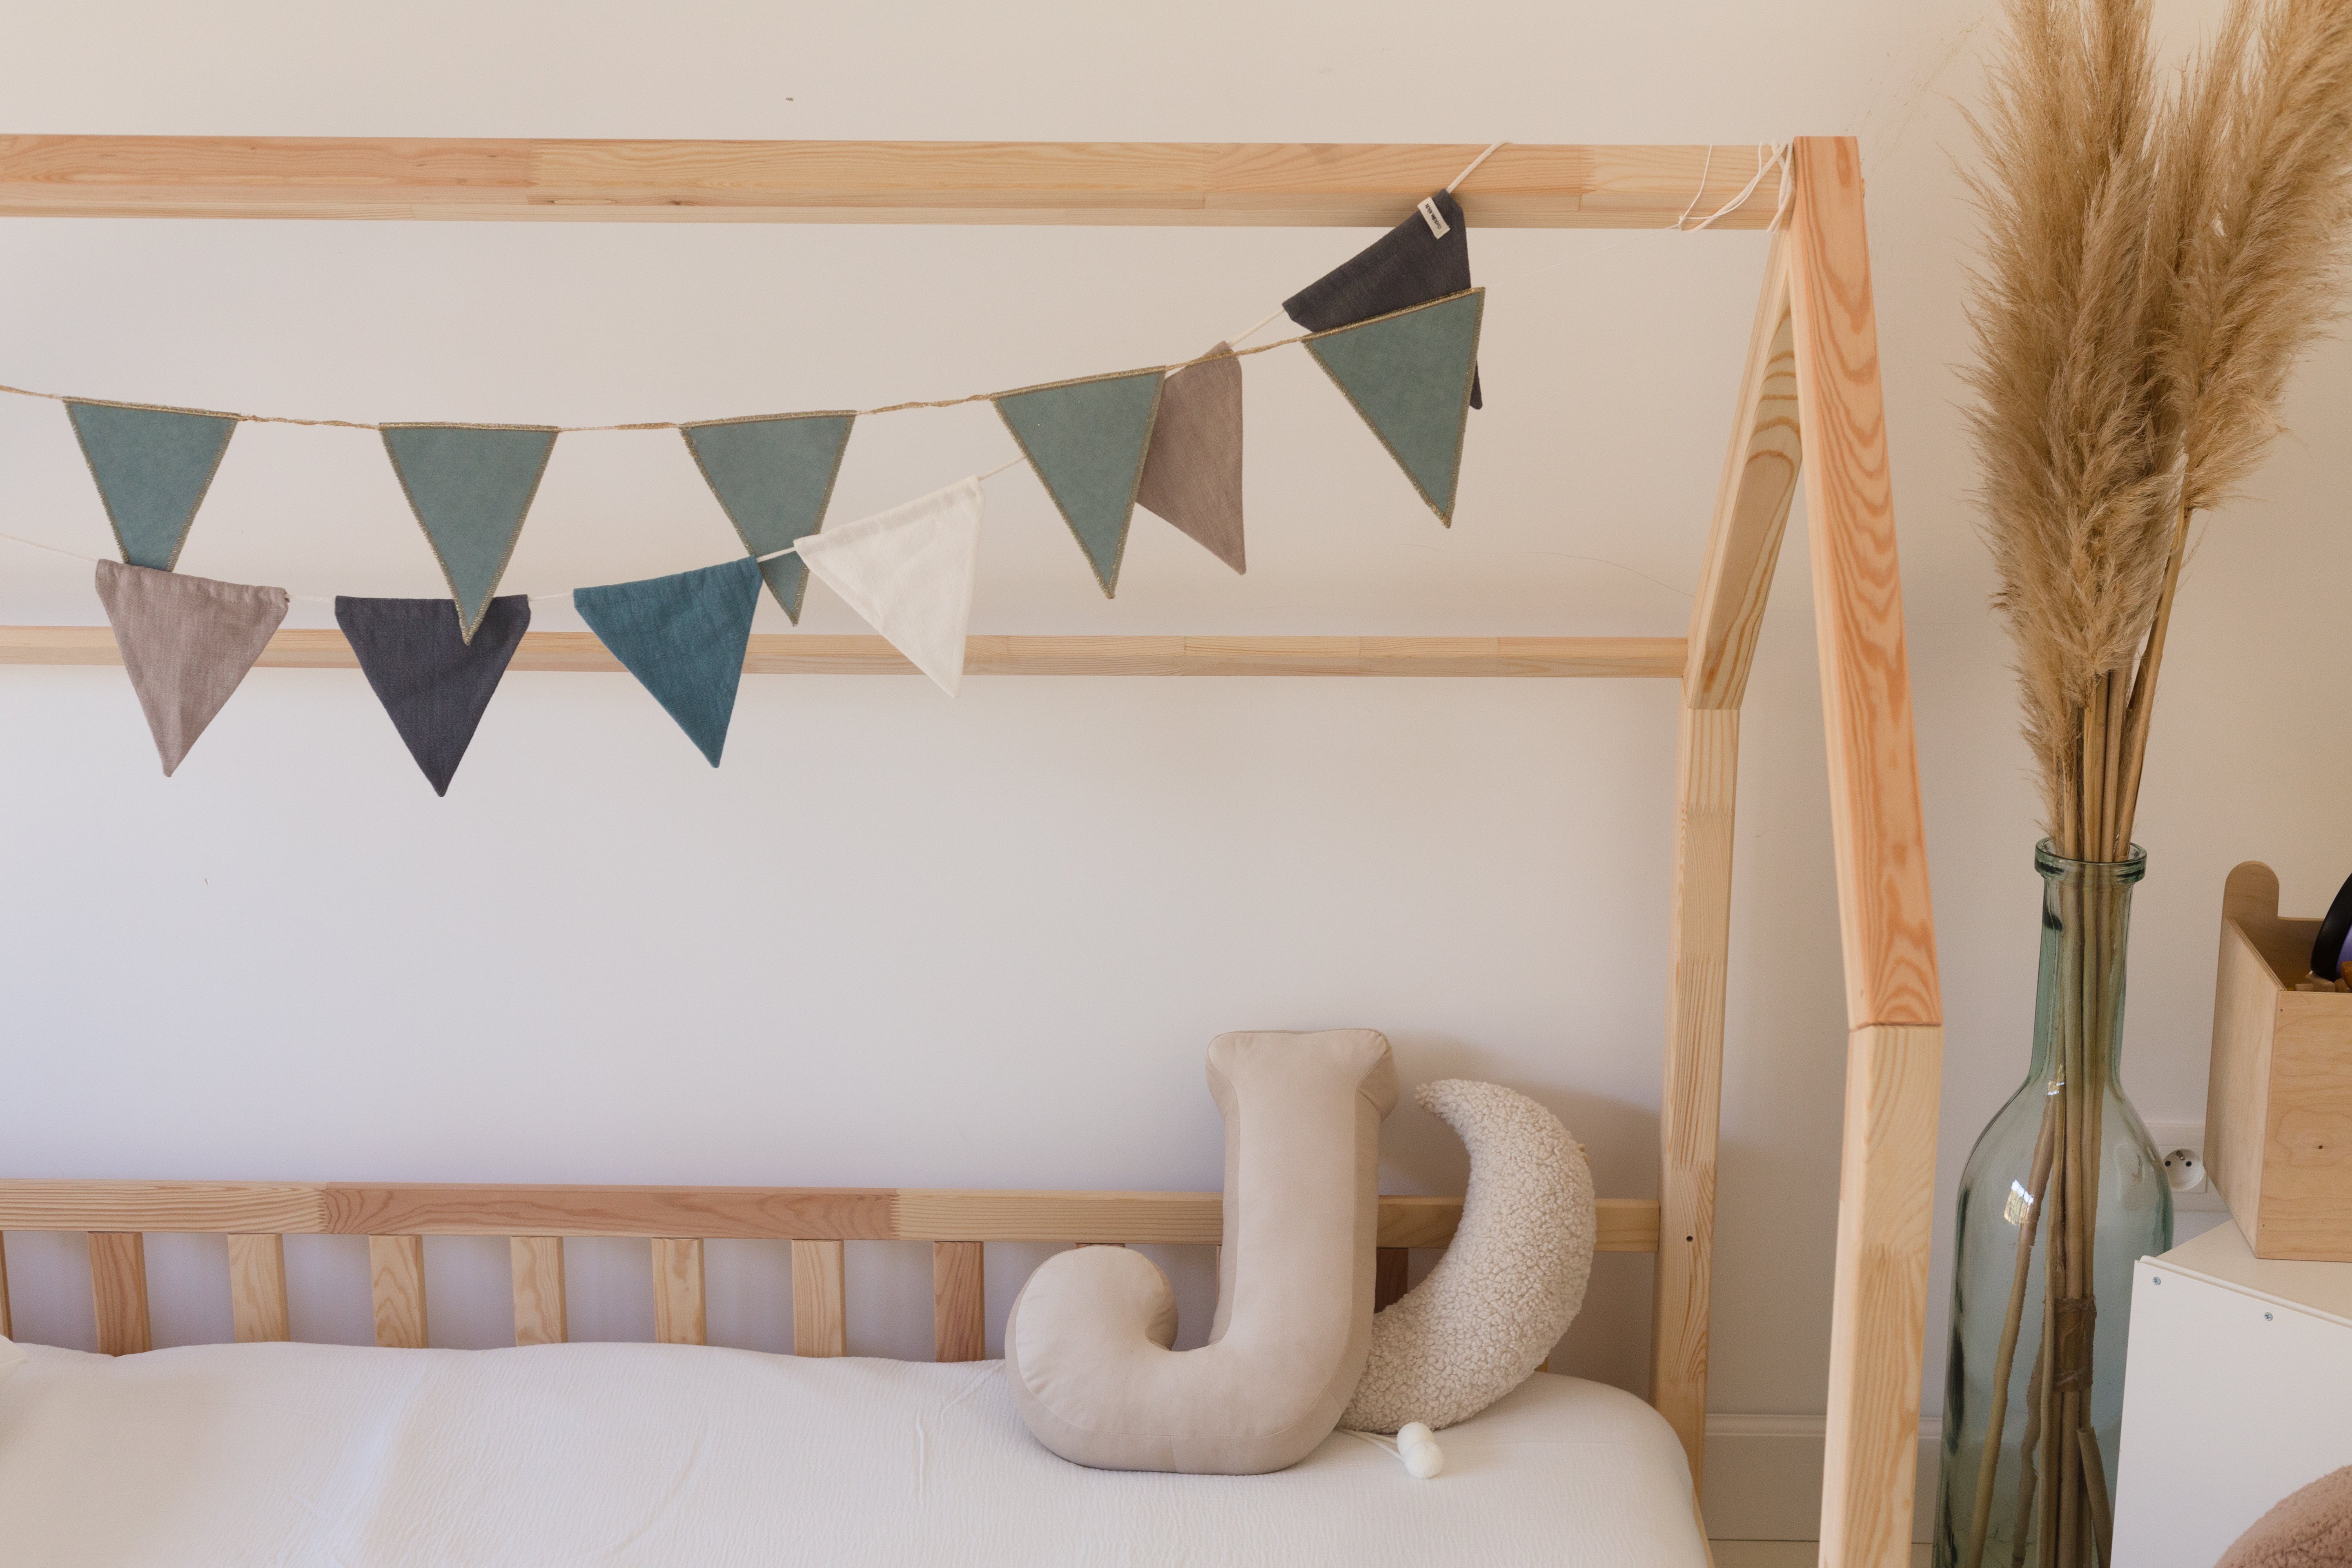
(2145, 1120), (2230, 1214)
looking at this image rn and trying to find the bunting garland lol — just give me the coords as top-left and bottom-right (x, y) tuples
(1305, 290), (1484, 526)
(1134, 345), (1246, 574)
(66, 401), (239, 570)
(993, 369), (1163, 597)
(338, 595), (530, 795)
(679, 412), (856, 622)
(380, 425), (559, 643)
(8, 194), (1512, 782)
(574, 557), (762, 765)
(94, 560), (287, 775)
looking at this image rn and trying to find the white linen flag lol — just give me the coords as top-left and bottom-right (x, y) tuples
(795, 477), (984, 697)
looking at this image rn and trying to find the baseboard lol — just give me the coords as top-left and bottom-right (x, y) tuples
(1700, 1414), (1940, 1544)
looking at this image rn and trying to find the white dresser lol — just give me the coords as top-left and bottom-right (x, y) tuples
(2112, 1221), (2352, 1566)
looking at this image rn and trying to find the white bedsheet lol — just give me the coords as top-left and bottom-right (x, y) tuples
(0, 1341), (1706, 1567)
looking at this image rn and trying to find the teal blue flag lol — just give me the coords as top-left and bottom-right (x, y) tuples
(574, 556), (762, 766)
(381, 424), (560, 642)
(66, 401), (239, 570)
(1304, 289), (1484, 525)
(994, 370), (1163, 597)
(680, 412), (856, 622)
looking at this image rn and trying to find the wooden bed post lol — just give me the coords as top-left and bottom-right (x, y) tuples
(1786, 136), (1944, 1568)
(1653, 227), (1801, 1495)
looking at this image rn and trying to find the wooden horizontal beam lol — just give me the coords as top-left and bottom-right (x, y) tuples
(0, 1179), (1661, 1253)
(0, 138), (1781, 229)
(0, 626), (1686, 678)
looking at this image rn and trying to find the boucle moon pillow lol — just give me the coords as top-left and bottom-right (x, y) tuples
(1340, 1079), (1595, 1433)
(2216, 1465), (2352, 1568)
(1004, 1028), (1399, 1474)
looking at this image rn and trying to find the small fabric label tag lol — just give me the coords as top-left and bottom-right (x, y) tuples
(1417, 196), (1450, 239)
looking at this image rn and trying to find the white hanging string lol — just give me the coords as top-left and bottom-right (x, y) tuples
(1447, 139), (1507, 194)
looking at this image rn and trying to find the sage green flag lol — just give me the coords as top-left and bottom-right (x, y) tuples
(66, 401), (239, 570)
(995, 369), (1164, 597)
(680, 412), (856, 621)
(1305, 288), (1484, 526)
(381, 424), (559, 642)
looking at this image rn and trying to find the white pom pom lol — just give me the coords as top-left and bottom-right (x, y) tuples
(1396, 1421), (1444, 1479)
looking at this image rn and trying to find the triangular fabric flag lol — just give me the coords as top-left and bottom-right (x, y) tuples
(379, 425), (559, 644)
(1134, 344), (1245, 575)
(1305, 289), (1485, 526)
(795, 478), (984, 697)
(336, 594), (530, 796)
(993, 370), (1163, 597)
(93, 559), (288, 776)
(1284, 189), (1482, 409)
(679, 412), (856, 622)
(573, 557), (762, 767)
(66, 401), (240, 570)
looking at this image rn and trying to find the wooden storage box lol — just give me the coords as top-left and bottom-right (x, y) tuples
(2209, 861), (2352, 1260)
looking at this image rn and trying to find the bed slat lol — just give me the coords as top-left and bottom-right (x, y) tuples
(650, 1238), (705, 1346)
(89, 1232), (151, 1355)
(228, 1233), (291, 1342)
(1374, 1246), (1409, 1311)
(791, 1239), (846, 1358)
(932, 1242), (984, 1363)
(510, 1236), (567, 1346)
(369, 1235), (428, 1349)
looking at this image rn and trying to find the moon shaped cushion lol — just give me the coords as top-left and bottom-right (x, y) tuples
(1004, 1029), (1399, 1474)
(1339, 1079), (1596, 1433)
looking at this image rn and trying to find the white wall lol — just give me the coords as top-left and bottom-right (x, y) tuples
(3, 0), (2345, 1438)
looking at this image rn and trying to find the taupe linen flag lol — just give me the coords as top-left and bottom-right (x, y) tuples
(1135, 343), (1245, 574)
(94, 559), (288, 775)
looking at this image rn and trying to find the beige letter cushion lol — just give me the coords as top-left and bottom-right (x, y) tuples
(1340, 1079), (1595, 1433)
(1004, 1029), (1399, 1474)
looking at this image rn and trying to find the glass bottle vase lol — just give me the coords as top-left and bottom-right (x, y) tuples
(1933, 842), (2172, 1568)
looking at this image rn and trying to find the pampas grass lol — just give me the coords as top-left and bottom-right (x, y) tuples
(1955, 4), (2352, 1565)
(1970, 0), (2352, 860)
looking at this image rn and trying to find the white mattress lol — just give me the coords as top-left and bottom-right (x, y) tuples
(0, 1341), (1706, 1567)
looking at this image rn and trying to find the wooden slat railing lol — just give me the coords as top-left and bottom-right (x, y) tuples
(0, 628), (1686, 679)
(0, 139), (1782, 229)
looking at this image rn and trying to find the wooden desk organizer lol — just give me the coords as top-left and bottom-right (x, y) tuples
(2209, 862), (2352, 1260)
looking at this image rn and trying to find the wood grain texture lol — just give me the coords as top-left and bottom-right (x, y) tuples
(88, 1232), (150, 1356)
(791, 1239), (846, 1358)
(0, 627), (1684, 679)
(368, 1235), (428, 1349)
(1817, 1024), (1944, 1568)
(933, 1242), (986, 1363)
(0, 139), (1783, 228)
(650, 1238), (706, 1346)
(323, 1184), (897, 1240)
(0, 1181), (1658, 1253)
(0, 1232), (10, 1339)
(510, 1236), (567, 1346)
(1685, 232), (1800, 709)
(1786, 137), (1940, 1032)
(227, 1232), (290, 1343)
(1374, 1246), (1410, 1311)
(2211, 873), (2284, 1242)
(1651, 704), (1740, 1490)
(0, 1180), (326, 1232)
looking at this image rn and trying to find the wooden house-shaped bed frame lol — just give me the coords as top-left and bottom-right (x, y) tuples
(0, 136), (1941, 1568)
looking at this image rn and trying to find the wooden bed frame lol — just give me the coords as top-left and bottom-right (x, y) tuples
(0, 136), (1941, 1568)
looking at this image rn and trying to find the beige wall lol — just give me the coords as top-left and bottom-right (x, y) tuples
(0, 0), (2339, 1424)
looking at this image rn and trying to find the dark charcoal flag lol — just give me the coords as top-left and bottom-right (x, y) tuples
(994, 370), (1163, 597)
(66, 401), (240, 570)
(379, 425), (559, 643)
(336, 594), (530, 796)
(573, 557), (762, 766)
(1305, 290), (1485, 526)
(1283, 189), (1482, 409)
(1134, 344), (1245, 575)
(94, 559), (288, 775)
(679, 412), (857, 622)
